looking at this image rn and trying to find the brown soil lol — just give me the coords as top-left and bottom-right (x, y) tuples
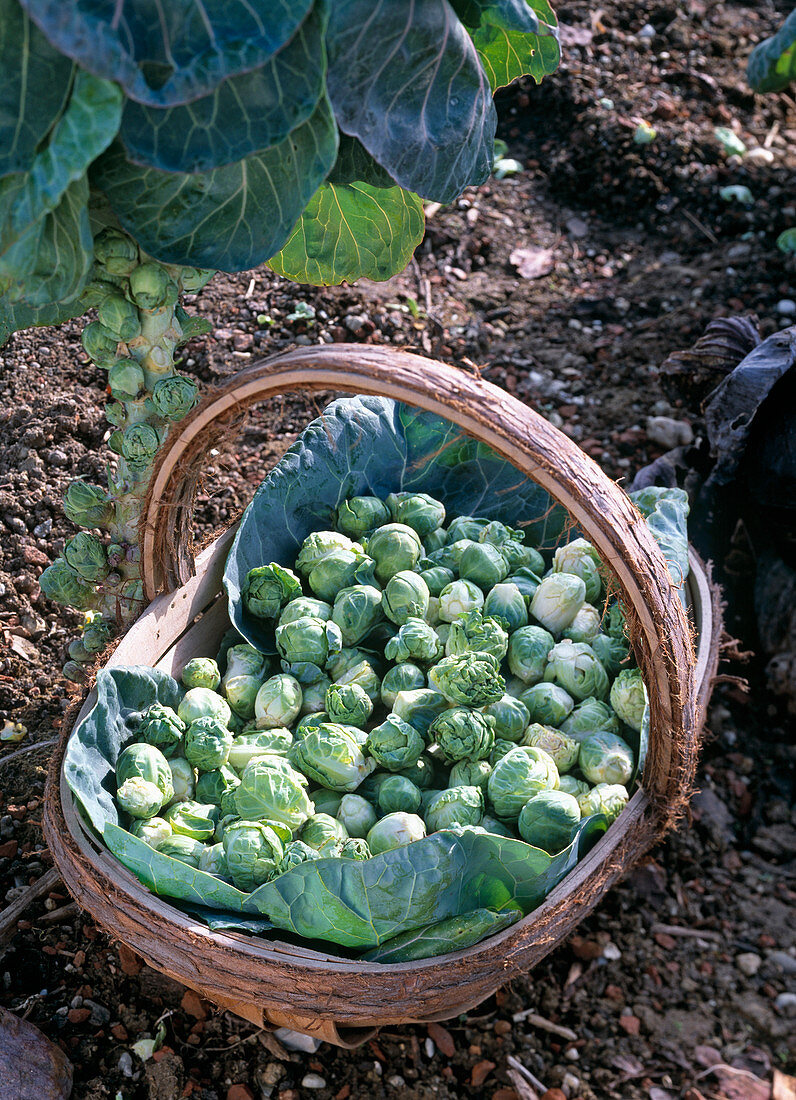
(1, 2), (794, 1098)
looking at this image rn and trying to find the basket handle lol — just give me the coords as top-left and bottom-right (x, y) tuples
(141, 343), (695, 815)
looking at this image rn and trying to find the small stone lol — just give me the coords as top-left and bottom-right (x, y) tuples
(775, 993), (796, 1016)
(226, 1086), (254, 1100)
(564, 1046), (580, 1060)
(33, 519), (52, 538)
(424, 1037), (435, 1058)
(110, 1024), (128, 1041)
(646, 416), (693, 449)
(21, 544), (49, 566)
(746, 147), (775, 165)
(180, 990), (208, 1020)
(470, 1060), (495, 1087)
(602, 942), (621, 961)
(46, 449), (68, 467)
(84, 1000), (110, 1027)
(301, 1073), (326, 1089)
(736, 952), (762, 977)
(259, 1064), (285, 1087)
(117, 944), (143, 976)
(562, 1072), (580, 1093)
(776, 299), (796, 317)
(619, 1015), (640, 1035)
(768, 951), (796, 974)
(0, 841), (18, 859)
(118, 1052), (134, 1077)
(344, 313), (368, 333)
(427, 1022), (455, 1057)
(67, 1008), (91, 1025)
(232, 333), (253, 351)
(387, 1075), (406, 1089)
(638, 22), (655, 37)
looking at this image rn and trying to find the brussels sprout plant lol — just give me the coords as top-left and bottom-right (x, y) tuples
(4, 0), (561, 676)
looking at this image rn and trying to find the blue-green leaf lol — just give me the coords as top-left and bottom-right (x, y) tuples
(473, 0), (560, 89)
(119, 4), (327, 173)
(362, 907), (520, 961)
(326, 0), (496, 203)
(0, 294), (88, 348)
(0, 0), (74, 178)
(748, 10), (796, 93)
(448, 0), (539, 33)
(20, 0), (314, 107)
(628, 487), (690, 607)
(92, 96), (338, 271)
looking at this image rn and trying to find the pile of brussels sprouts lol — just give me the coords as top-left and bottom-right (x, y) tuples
(114, 493), (647, 895)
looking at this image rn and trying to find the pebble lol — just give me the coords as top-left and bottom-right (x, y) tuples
(388, 1076), (406, 1088)
(84, 999), (110, 1026)
(638, 23), (655, 38)
(775, 993), (796, 1016)
(645, 416), (694, 449)
(775, 299), (796, 317)
(736, 952), (761, 977)
(301, 1073), (326, 1089)
(33, 518), (52, 538)
(118, 1052), (134, 1077)
(768, 951), (796, 975)
(425, 1037), (435, 1058)
(603, 942), (622, 961)
(564, 1046), (580, 1060)
(46, 448), (68, 467)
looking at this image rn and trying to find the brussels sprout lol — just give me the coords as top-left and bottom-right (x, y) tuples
(438, 579), (485, 622)
(507, 567), (543, 600)
(254, 674), (302, 728)
(377, 775), (422, 815)
(367, 716), (425, 771)
(429, 707), (495, 763)
(480, 814), (514, 838)
(518, 682), (575, 728)
(275, 616), (342, 667)
(223, 820), (284, 890)
(129, 816), (172, 848)
(507, 625), (554, 684)
(458, 542), (509, 589)
(559, 775), (591, 799)
(227, 729), (293, 770)
(425, 785), (484, 831)
(423, 527), (447, 554)
(63, 480), (113, 527)
(522, 724), (579, 773)
(419, 787), (445, 814)
(298, 813), (349, 854)
(446, 516), (490, 543)
(309, 789), (344, 816)
(94, 227), (139, 276)
(180, 658), (221, 691)
(117, 777), (164, 818)
(327, 584), (382, 647)
(295, 712), (328, 735)
(553, 539), (603, 603)
(336, 793), (378, 838)
(590, 632), (630, 678)
(98, 291), (141, 341)
(392, 688), (448, 740)
(234, 756), (314, 829)
(183, 717), (233, 771)
(197, 842), (228, 877)
(167, 757), (195, 803)
(326, 682), (373, 727)
(146, 370), (199, 419)
(324, 647), (368, 682)
(277, 839), (322, 874)
(219, 789), (239, 818)
(162, 800), (218, 841)
(223, 644), (267, 681)
(560, 697), (620, 740)
(367, 523), (423, 583)
(477, 520), (523, 547)
(395, 754), (436, 790)
(386, 492), (446, 537)
(487, 746), (559, 819)
(159, 834), (205, 867)
(108, 358), (145, 400)
(544, 640), (610, 701)
(499, 540), (545, 575)
(296, 530), (364, 575)
(518, 790), (581, 853)
(278, 597), (333, 629)
(482, 695), (529, 743)
(562, 603), (602, 645)
(483, 582), (528, 633)
(428, 652), (505, 708)
(418, 566), (455, 597)
(337, 496), (391, 538)
(488, 738), (522, 768)
(243, 563), (302, 621)
(138, 703), (186, 755)
(609, 668), (647, 732)
(530, 574), (586, 634)
(449, 758), (492, 792)
(224, 675), (263, 719)
(308, 549), (377, 602)
(195, 765), (240, 806)
(121, 423), (160, 470)
(81, 320), (119, 368)
(367, 812), (426, 854)
(577, 782), (629, 823)
(425, 596), (441, 626)
(335, 658), (382, 704)
(435, 622), (451, 647)
(382, 571), (430, 626)
(424, 542), (472, 572)
(39, 560), (94, 610)
(340, 837), (372, 860)
(117, 743), (174, 801)
(384, 618), (442, 665)
(177, 687), (231, 727)
(380, 663), (426, 708)
(129, 261), (177, 310)
(290, 724), (375, 791)
(579, 732), (635, 786)
(81, 609), (113, 655)
(445, 610), (508, 662)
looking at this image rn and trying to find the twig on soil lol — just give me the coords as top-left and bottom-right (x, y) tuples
(507, 1055), (547, 1095)
(510, 1009), (578, 1041)
(0, 738), (58, 768)
(682, 209), (718, 244)
(199, 1029), (263, 1054)
(0, 867), (61, 943)
(37, 902), (80, 927)
(650, 922), (723, 942)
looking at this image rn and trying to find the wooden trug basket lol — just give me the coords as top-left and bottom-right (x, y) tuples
(45, 346), (721, 1048)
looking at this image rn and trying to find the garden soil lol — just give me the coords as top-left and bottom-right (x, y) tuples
(0, 2), (794, 1098)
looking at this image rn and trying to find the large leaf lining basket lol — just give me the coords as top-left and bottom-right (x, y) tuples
(45, 346), (720, 1047)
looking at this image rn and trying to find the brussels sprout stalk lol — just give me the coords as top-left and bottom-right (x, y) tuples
(40, 228), (214, 680)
